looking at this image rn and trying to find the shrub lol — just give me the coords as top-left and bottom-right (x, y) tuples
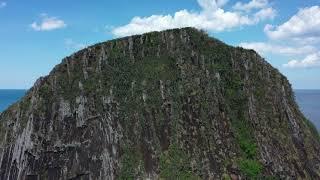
(238, 159), (263, 178)
(304, 118), (320, 140)
(159, 144), (200, 180)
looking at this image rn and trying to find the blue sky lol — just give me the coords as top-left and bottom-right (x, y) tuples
(0, 0), (319, 89)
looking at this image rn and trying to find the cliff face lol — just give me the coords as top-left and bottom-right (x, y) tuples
(0, 28), (319, 180)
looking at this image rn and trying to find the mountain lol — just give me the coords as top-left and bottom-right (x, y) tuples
(0, 27), (319, 180)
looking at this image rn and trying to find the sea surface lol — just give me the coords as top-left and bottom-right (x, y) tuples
(295, 89), (320, 131)
(0, 89), (319, 131)
(0, 89), (26, 112)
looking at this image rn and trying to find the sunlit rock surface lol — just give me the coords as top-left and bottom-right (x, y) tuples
(0, 28), (319, 179)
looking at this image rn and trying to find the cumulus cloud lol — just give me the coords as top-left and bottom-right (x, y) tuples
(254, 7), (276, 21)
(30, 14), (66, 31)
(239, 6), (320, 69)
(112, 0), (275, 37)
(264, 6), (320, 40)
(284, 52), (320, 68)
(239, 42), (316, 56)
(233, 0), (269, 12)
(0, 1), (6, 8)
(197, 0), (229, 11)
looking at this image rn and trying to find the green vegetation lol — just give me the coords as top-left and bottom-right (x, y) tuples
(83, 75), (99, 93)
(224, 71), (263, 178)
(38, 82), (51, 98)
(38, 81), (54, 111)
(159, 144), (200, 180)
(19, 96), (31, 111)
(303, 118), (320, 140)
(2, 27), (317, 179)
(235, 119), (258, 159)
(17, 96), (32, 133)
(119, 146), (144, 180)
(0, 121), (6, 142)
(238, 159), (263, 178)
(222, 173), (232, 180)
(233, 117), (263, 178)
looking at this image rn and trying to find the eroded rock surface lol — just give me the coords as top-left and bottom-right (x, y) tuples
(0, 28), (319, 179)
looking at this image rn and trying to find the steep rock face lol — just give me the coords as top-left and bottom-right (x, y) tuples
(0, 28), (319, 180)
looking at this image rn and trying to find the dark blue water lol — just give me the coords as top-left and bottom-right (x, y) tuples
(0, 90), (26, 112)
(295, 90), (320, 131)
(0, 89), (319, 131)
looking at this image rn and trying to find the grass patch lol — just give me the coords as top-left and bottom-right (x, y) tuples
(304, 118), (320, 140)
(224, 72), (263, 178)
(159, 144), (200, 180)
(238, 159), (263, 179)
(119, 147), (144, 180)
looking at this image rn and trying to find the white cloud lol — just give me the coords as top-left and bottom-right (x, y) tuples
(112, 0), (275, 37)
(239, 42), (316, 56)
(239, 6), (320, 69)
(197, 0), (229, 11)
(264, 6), (320, 40)
(254, 7), (276, 21)
(284, 52), (320, 68)
(233, 0), (269, 12)
(0, 1), (6, 8)
(30, 14), (66, 31)
(64, 39), (86, 50)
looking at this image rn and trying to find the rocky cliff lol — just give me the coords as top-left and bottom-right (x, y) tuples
(0, 27), (319, 180)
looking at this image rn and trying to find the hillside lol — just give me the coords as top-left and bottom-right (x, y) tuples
(0, 27), (319, 179)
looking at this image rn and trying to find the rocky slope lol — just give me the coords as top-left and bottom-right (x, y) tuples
(0, 27), (319, 180)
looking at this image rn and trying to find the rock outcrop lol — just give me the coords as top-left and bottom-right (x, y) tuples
(0, 27), (319, 179)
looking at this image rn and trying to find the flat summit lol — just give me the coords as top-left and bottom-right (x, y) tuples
(0, 27), (319, 179)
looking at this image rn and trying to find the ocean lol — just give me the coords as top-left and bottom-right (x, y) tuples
(0, 89), (26, 112)
(295, 89), (320, 131)
(0, 89), (319, 131)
